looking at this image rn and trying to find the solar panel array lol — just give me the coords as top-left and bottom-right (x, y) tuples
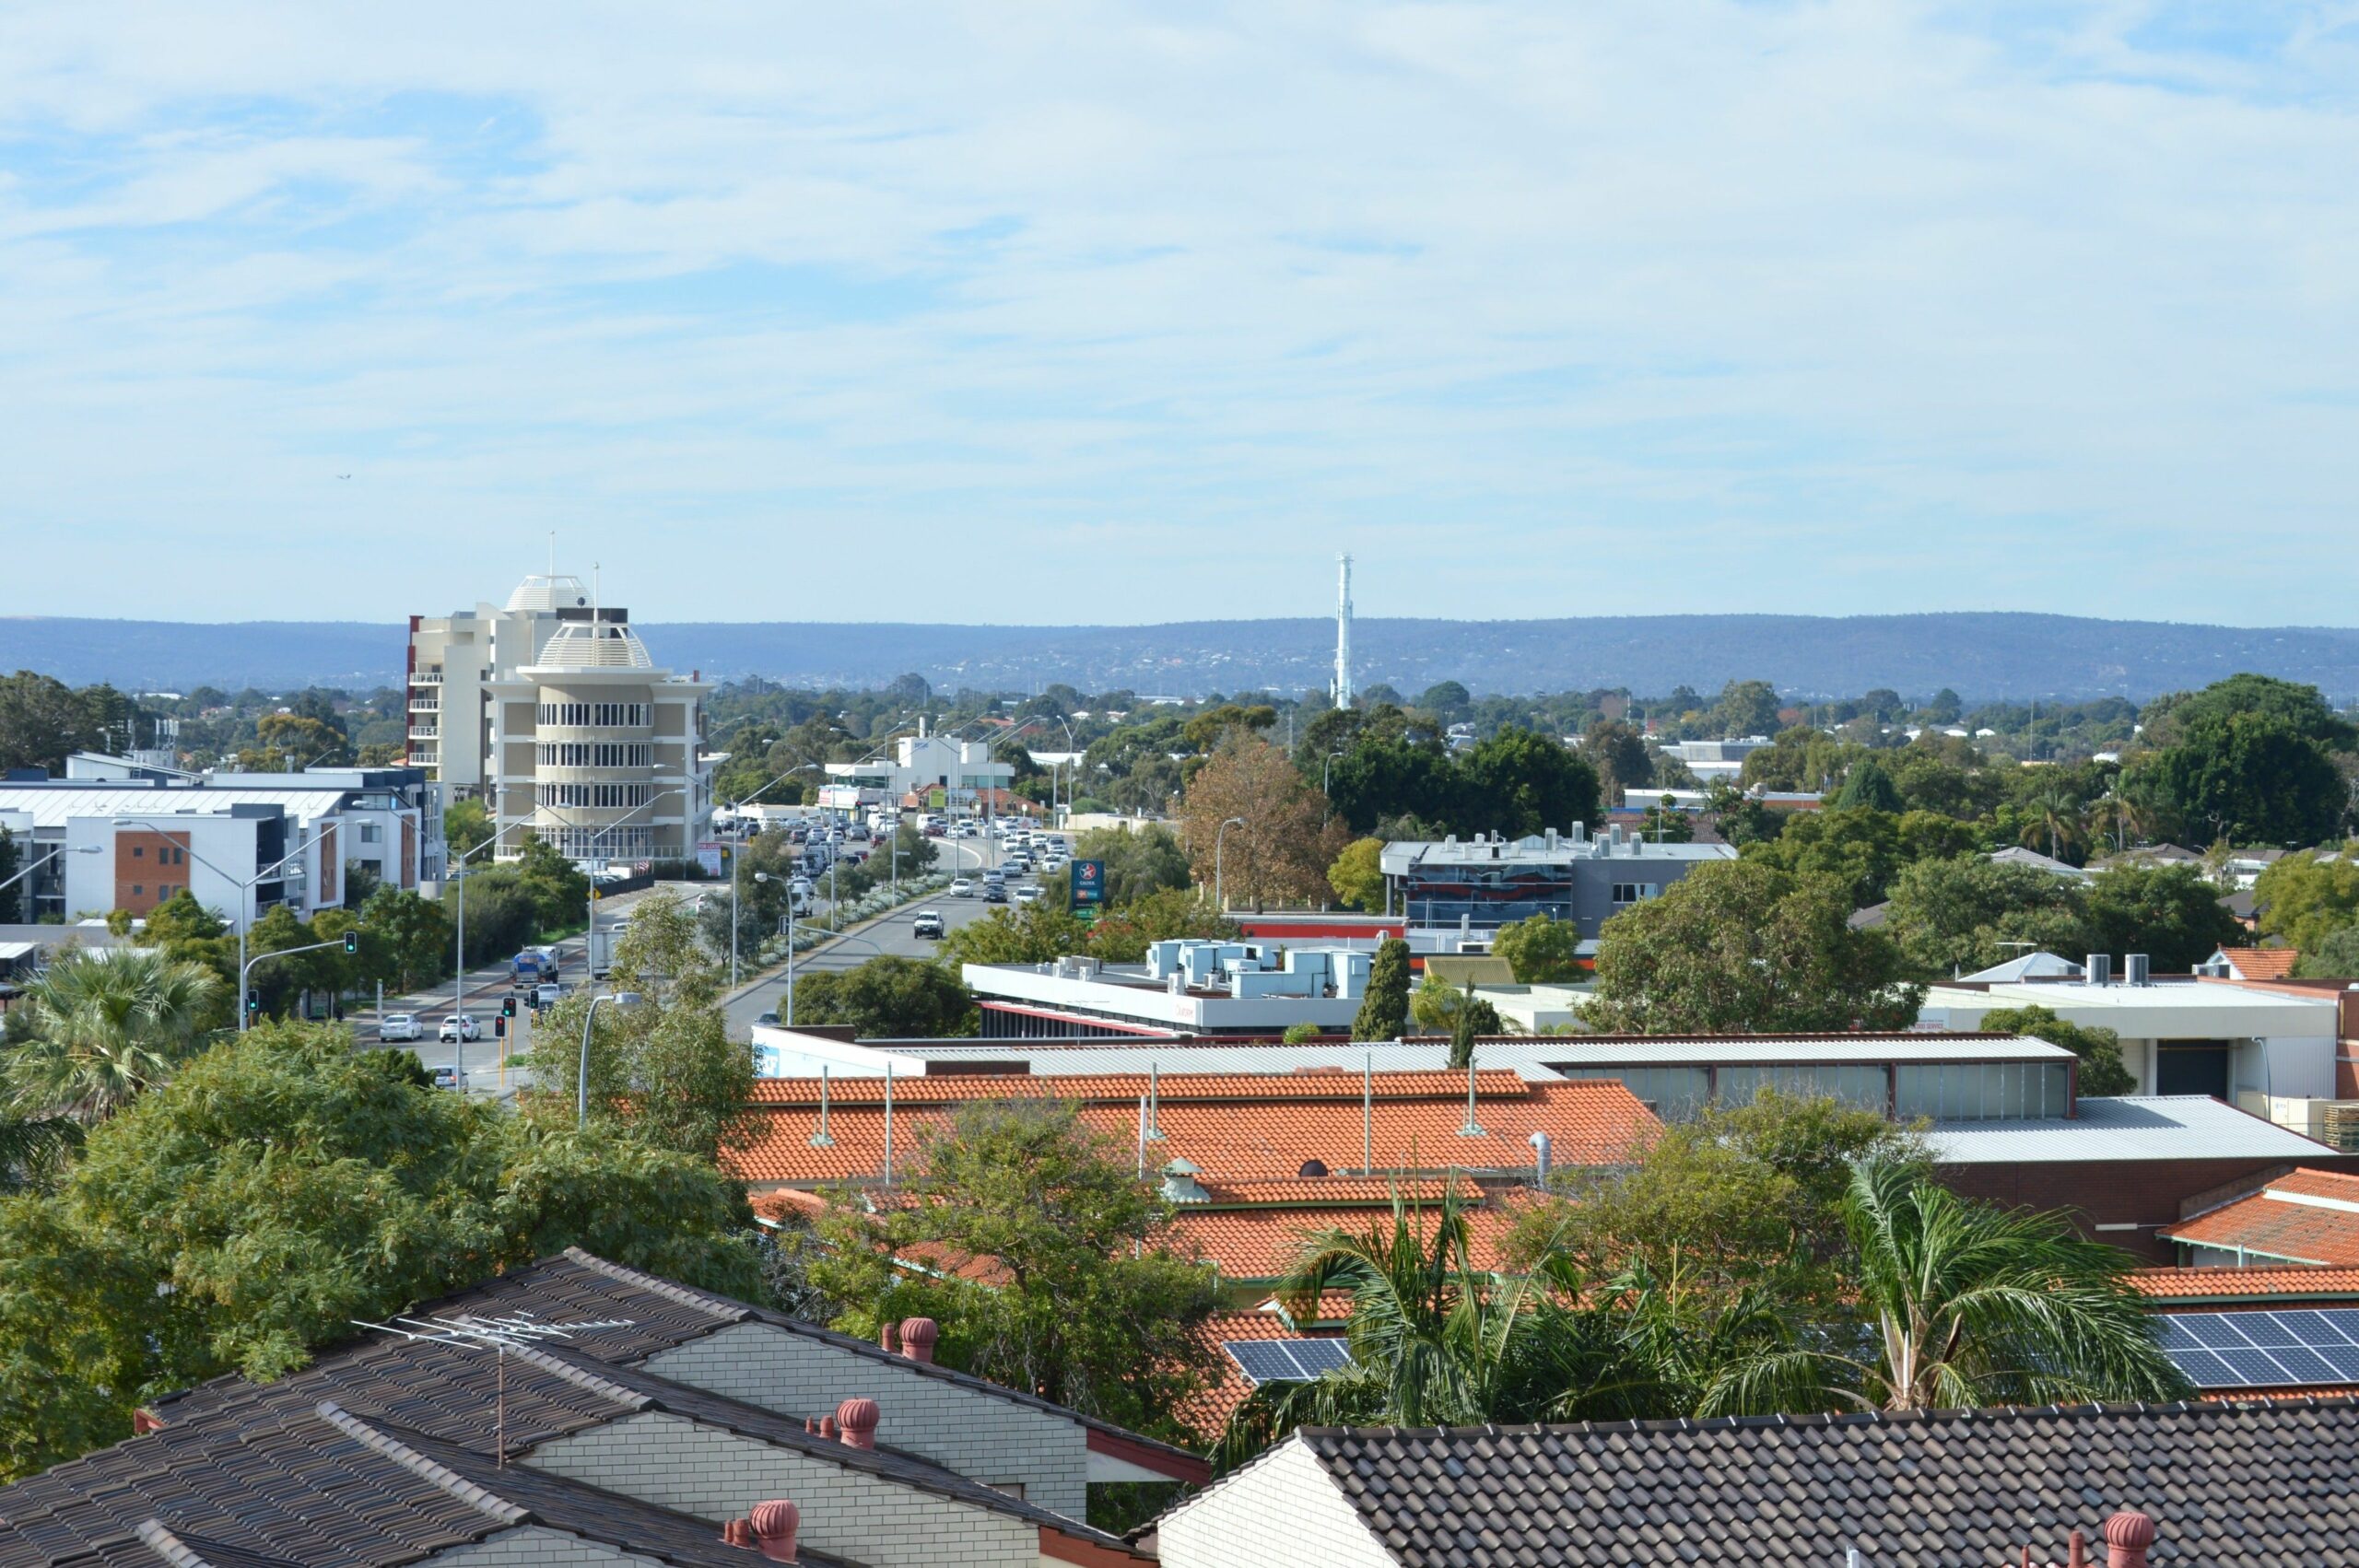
(2157, 1310), (2359, 1389)
(1223, 1339), (1354, 1385)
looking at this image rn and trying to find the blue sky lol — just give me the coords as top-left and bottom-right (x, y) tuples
(3, 2), (2357, 626)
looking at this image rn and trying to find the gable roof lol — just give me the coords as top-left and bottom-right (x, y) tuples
(410, 1249), (1203, 1479)
(2163, 1168), (2359, 1266)
(734, 1074), (1656, 1187)
(1210, 1401), (2359, 1567)
(143, 1333), (1133, 1555)
(0, 1392), (816, 1568)
(2211, 945), (2301, 980)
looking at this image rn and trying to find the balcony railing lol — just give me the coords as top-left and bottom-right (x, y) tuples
(413, 667), (442, 685)
(408, 724), (440, 741)
(409, 696), (440, 713)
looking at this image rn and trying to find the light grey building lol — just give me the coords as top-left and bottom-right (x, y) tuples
(1378, 825), (1735, 938)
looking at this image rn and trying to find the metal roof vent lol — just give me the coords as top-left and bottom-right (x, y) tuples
(1160, 1158), (1211, 1204)
(2125, 953), (2151, 987)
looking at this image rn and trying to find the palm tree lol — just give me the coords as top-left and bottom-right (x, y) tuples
(2018, 787), (2083, 862)
(1830, 1159), (2189, 1410)
(1214, 1188), (1592, 1469)
(6, 948), (224, 1124)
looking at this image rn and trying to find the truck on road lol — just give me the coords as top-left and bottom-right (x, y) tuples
(588, 927), (618, 980)
(511, 946), (560, 989)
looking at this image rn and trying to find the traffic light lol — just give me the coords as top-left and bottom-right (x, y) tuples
(500, 995), (517, 1020)
(245, 989), (260, 1014)
(343, 930), (358, 954)
(493, 1016), (507, 1040)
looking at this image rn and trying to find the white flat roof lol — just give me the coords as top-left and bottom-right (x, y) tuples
(1929, 1095), (2339, 1164)
(1921, 978), (2337, 1037)
(0, 785), (362, 831)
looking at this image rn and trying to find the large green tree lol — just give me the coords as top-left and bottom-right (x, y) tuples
(1585, 861), (1922, 1034)
(522, 891), (755, 1164)
(1882, 858), (2092, 978)
(789, 956), (976, 1037)
(0, 672), (109, 774)
(805, 1097), (1218, 1441)
(1455, 728), (1601, 839)
(1069, 824), (1193, 905)
(0, 1022), (762, 1482)
(2253, 848), (2359, 953)
(2080, 864), (2239, 975)
(2128, 675), (2353, 847)
(1492, 913), (1583, 983)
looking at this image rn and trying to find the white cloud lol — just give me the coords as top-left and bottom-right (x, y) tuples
(1, 1), (2356, 625)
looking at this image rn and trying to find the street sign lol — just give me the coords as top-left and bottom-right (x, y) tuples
(695, 840), (726, 877)
(1071, 859), (1106, 911)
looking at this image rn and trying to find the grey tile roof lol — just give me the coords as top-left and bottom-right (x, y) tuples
(146, 1332), (1133, 1552)
(0, 1392), (836, 1568)
(421, 1248), (1202, 1469)
(1279, 1400), (2359, 1567)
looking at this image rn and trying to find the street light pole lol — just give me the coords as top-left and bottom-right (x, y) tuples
(113, 818), (316, 1033)
(1214, 815), (1246, 911)
(0, 842), (100, 907)
(577, 990), (642, 1128)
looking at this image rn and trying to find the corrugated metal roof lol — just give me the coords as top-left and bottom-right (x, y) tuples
(0, 784), (360, 830)
(1928, 1095), (2340, 1164)
(886, 1034), (2072, 1081)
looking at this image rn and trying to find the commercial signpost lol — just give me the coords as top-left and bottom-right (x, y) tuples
(1071, 858), (1105, 923)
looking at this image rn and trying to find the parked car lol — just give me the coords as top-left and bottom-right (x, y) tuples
(911, 910), (945, 939)
(378, 1012), (422, 1042)
(949, 878), (975, 896)
(439, 1014), (482, 1043)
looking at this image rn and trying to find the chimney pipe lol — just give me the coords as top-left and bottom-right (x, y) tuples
(722, 1519), (757, 1549)
(1529, 1130), (1551, 1187)
(818, 1415), (838, 1440)
(2066, 1528), (2088, 1568)
(836, 1397), (879, 1450)
(898, 1316), (939, 1363)
(748, 1499), (800, 1562)
(2102, 1512), (2157, 1568)
(879, 1320), (901, 1355)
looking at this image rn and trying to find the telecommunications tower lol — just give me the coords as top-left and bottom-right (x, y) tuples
(1332, 554), (1355, 708)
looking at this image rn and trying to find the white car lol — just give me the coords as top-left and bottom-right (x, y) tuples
(911, 910), (945, 939)
(949, 878), (975, 896)
(439, 1014), (482, 1043)
(378, 1012), (422, 1042)
(430, 1065), (461, 1090)
(1015, 885), (1043, 904)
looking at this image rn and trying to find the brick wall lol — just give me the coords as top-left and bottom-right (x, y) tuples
(1943, 1153), (2359, 1262)
(317, 822), (338, 907)
(645, 1322), (1090, 1518)
(523, 1410), (1037, 1568)
(111, 831), (185, 916)
(1156, 1435), (1392, 1568)
(425, 1525), (669, 1568)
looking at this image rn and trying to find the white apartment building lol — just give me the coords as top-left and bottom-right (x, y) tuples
(823, 723), (1014, 813)
(0, 756), (433, 925)
(407, 573), (714, 864)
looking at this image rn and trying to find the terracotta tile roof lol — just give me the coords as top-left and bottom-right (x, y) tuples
(2218, 946), (2301, 979)
(2132, 1267), (2359, 1302)
(732, 1078), (1656, 1188)
(1180, 1309), (1349, 1436)
(1196, 1176), (1481, 1205)
(2164, 1168), (2359, 1267)
(1170, 1198), (1520, 1283)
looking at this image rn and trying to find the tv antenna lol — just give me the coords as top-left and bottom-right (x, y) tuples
(352, 1310), (636, 1466)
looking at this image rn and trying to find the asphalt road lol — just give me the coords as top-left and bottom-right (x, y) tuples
(719, 829), (1059, 1037)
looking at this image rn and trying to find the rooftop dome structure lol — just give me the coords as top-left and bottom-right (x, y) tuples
(504, 574), (592, 614)
(529, 619), (653, 671)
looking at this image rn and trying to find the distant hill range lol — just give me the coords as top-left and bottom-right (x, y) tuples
(6, 613), (2359, 703)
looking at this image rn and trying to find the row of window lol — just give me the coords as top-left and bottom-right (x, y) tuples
(1555, 1060), (2074, 1123)
(535, 743), (653, 768)
(541, 783), (658, 810)
(1610, 883), (1660, 906)
(128, 844), (187, 865)
(541, 825), (655, 860)
(536, 702), (650, 729)
(126, 883), (179, 900)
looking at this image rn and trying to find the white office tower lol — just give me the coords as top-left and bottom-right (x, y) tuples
(1332, 553), (1356, 708)
(406, 571), (713, 864)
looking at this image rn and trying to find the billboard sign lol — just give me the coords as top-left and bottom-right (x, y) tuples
(695, 840), (727, 878)
(1071, 859), (1106, 912)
